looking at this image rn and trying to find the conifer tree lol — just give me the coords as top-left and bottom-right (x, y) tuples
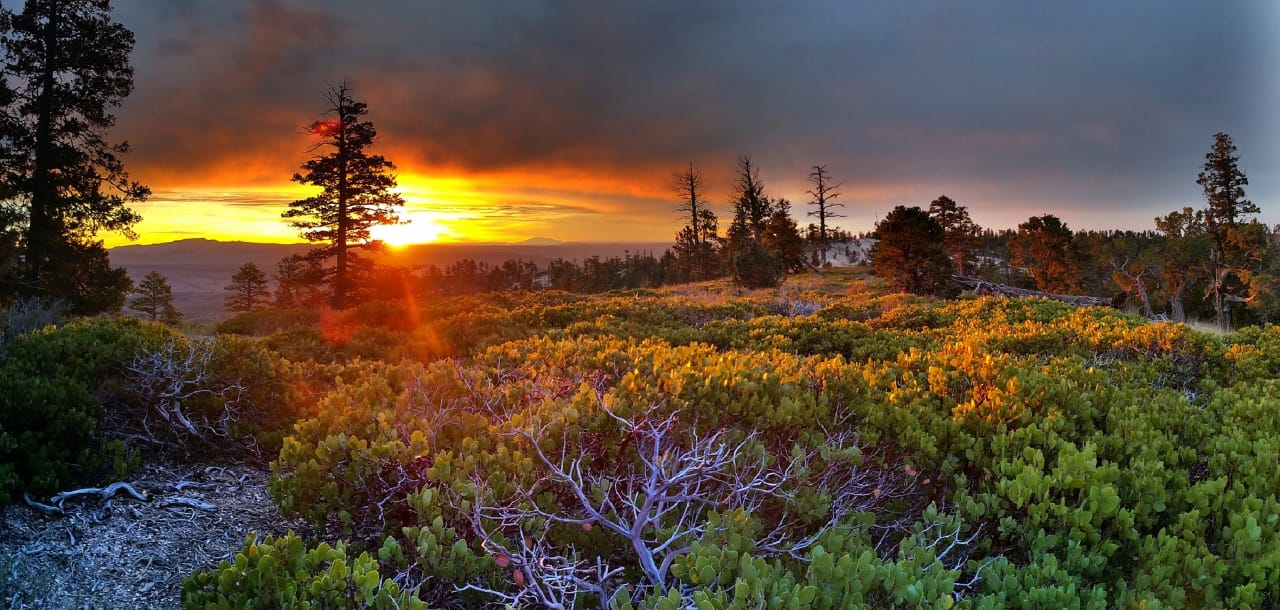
(1196, 132), (1266, 330)
(283, 83), (404, 309)
(871, 206), (954, 296)
(224, 262), (270, 313)
(130, 270), (180, 325)
(1153, 207), (1208, 323)
(763, 199), (806, 273)
(672, 163), (720, 281)
(0, 0), (149, 313)
(725, 155), (786, 288)
(274, 254), (325, 307)
(1008, 214), (1082, 294)
(928, 195), (980, 277)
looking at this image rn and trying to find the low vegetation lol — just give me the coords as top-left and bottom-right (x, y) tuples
(7, 270), (1280, 608)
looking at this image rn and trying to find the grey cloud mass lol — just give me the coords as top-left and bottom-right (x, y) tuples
(112, 0), (1278, 232)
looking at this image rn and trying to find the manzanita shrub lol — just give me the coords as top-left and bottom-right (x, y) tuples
(181, 533), (428, 609)
(197, 275), (1280, 607)
(0, 319), (172, 501)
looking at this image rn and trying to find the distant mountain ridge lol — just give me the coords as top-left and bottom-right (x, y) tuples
(107, 238), (672, 324)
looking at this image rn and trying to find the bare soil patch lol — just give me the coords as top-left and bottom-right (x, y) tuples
(1, 460), (303, 609)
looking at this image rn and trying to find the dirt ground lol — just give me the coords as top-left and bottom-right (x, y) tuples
(0, 460), (304, 609)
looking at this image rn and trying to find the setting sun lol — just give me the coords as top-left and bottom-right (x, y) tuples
(371, 212), (451, 246)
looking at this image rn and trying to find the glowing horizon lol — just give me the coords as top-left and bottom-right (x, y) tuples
(95, 1), (1275, 249)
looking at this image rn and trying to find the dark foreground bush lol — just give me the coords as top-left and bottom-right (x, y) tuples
(0, 319), (172, 502)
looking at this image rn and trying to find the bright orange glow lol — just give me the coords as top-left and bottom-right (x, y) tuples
(105, 168), (689, 247)
(370, 213), (450, 246)
(309, 119), (341, 137)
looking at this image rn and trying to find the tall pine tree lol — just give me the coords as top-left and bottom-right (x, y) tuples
(1196, 132), (1266, 330)
(0, 0), (149, 313)
(284, 83), (404, 309)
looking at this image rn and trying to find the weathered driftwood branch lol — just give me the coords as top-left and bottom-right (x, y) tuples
(952, 275), (1113, 308)
(155, 496), (217, 511)
(24, 480), (221, 516)
(23, 493), (63, 516)
(50, 481), (148, 506)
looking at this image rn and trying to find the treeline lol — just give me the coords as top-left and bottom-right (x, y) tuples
(873, 133), (1272, 330)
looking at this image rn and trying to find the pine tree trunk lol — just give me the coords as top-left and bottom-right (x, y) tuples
(24, 12), (60, 294)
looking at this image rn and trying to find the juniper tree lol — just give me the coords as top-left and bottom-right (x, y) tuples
(0, 0), (148, 313)
(283, 83), (404, 309)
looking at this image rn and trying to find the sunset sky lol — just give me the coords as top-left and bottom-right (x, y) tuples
(102, 0), (1278, 247)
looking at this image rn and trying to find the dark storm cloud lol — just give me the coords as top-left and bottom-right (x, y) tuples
(111, 0), (1276, 228)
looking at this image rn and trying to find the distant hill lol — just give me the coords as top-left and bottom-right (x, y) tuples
(108, 238), (672, 324)
(517, 237), (564, 246)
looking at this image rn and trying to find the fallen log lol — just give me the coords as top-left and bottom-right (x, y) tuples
(951, 275), (1113, 308)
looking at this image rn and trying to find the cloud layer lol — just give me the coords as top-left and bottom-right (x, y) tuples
(109, 0), (1278, 243)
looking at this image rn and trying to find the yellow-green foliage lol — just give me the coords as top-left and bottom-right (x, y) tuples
(238, 275), (1280, 607)
(181, 533), (428, 609)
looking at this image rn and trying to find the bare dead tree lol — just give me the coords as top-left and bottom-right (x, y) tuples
(123, 338), (248, 447)
(459, 400), (910, 608)
(807, 165), (845, 265)
(673, 163), (709, 247)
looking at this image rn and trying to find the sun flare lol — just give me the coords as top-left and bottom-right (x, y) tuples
(370, 213), (449, 246)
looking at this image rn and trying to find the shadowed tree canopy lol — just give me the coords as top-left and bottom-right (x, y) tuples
(274, 253), (325, 308)
(283, 82), (404, 309)
(872, 205), (955, 296)
(1153, 207), (1209, 323)
(763, 199), (806, 274)
(729, 155), (771, 240)
(0, 0), (149, 313)
(1009, 214), (1082, 294)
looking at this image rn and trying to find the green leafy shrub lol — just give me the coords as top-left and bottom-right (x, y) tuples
(253, 283), (1280, 607)
(0, 318), (172, 502)
(181, 533), (427, 609)
(215, 307), (319, 337)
